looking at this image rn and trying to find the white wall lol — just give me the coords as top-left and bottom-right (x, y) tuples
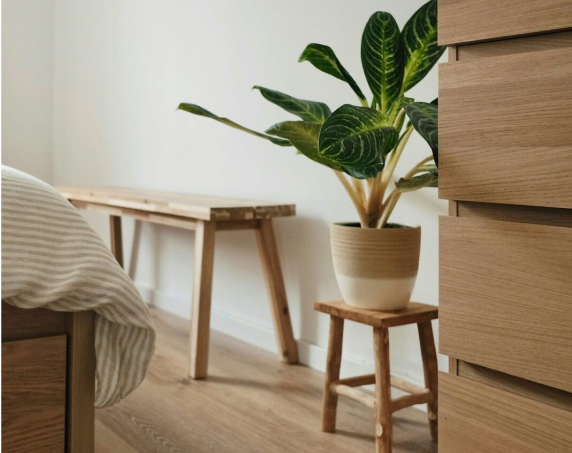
(52, 0), (448, 387)
(2, 0), (55, 182)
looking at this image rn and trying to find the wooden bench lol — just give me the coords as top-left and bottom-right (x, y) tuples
(58, 187), (299, 379)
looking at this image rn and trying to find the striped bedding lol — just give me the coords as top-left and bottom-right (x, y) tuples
(1, 166), (155, 407)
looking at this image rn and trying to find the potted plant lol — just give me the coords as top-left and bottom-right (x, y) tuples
(179, 0), (442, 311)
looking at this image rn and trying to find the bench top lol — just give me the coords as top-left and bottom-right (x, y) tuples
(314, 300), (438, 328)
(57, 187), (296, 222)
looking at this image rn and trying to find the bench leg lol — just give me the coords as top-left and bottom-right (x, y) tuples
(373, 327), (393, 453)
(255, 219), (298, 364)
(109, 215), (124, 268)
(322, 316), (344, 432)
(189, 220), (216, 379)
(418, 321), (438, 441)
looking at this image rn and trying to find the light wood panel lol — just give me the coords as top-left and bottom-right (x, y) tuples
(457, 361), (572, 413)
(314, 301), (438, 328)
(457, 201), (572, 228)
(457, 30), (572, 60)
(440, 216), (572, 392)
(95, 307), (438, 453)
(440, 373), (572, 453)
(438, 0), (572, 45)
(59, 186), (295, 221)
(439, 46), (572, 209)
(2, 336), (67, 453)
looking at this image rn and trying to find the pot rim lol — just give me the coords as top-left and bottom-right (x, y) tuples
(332, 221), (421, 229)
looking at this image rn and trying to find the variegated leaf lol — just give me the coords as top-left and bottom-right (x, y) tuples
(396, 171), (438, 190)
(319, 105), (398, 169)
(402, 0), (445, 93)
(402, 100), (439, 166)
(178, 103), (292, 146)
(361, 12), (403, 116)
(266, 121), (341, 170)
(342, 164), (384, 179)
(253, 86), (331, 123)
(299, 43), (367, 104)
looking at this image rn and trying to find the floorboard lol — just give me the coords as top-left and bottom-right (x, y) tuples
(95, 307), (437, 453)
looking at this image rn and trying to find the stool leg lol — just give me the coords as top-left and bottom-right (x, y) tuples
(322, 316), (344, 433)
(373, 327), (392, 453)
(418, 321), (438, 441)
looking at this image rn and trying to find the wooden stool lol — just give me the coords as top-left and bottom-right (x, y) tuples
(315, 300), (438, 453)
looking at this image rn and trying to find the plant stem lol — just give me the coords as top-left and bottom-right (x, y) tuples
(393, 108), (405, 129)
(404, 156), (434, 179)
(365, 171), (383, 227)
(381, 126), (414, 193)
(352, 177), (366, 207)
(334, 171), (369, 228)
(377, 189), (401, 228)
(377, 158), (436, 229)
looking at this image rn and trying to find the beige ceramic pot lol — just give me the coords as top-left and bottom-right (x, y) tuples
(331, 222), (421, 311)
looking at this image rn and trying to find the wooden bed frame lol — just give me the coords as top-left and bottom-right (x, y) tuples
(2, 302), (96, 453)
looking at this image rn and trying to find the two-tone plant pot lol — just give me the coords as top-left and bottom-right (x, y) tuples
(330, 222), (421, 311)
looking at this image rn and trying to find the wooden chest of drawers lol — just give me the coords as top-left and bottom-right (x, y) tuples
(438, 1), (572, 451)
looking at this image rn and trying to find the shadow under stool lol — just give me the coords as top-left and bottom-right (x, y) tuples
(314, 300), (439, 453)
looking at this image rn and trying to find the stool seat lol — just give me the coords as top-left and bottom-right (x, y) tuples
(314, 300), (438, 327)
(316, 299), (439, 453)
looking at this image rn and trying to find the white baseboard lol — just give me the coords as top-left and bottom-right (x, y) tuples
(136, 282), (428, 409)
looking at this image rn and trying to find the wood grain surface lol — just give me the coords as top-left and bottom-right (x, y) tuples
(440, 46), (572, 209)
(2, 336), (67, 453)
(457, 361), (572, 413)
(438, 0), (572, 45)
(314, 301), (438, 328)
(457, 201), (572, 228)
(457, 30), (572, 60)
(59, 186), (295, 221)
(94, 307), (437, 453)
(2, 302), (66, 341)
(65, 311), (96, 453)
(440, 373), (572, 453)
(440, 216), (572, 392)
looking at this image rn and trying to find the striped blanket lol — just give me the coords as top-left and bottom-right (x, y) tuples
(1, 166), (155, 407)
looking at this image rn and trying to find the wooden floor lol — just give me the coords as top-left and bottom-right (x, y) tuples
(95, 307), (437, 453)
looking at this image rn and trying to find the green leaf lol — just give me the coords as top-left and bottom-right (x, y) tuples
(396, 171), (438, 190)
(361, 12), (403, 116)
(253, 86), (331, 123)
(402, 100), (439, 166)
(402, 0), (445, 93)
(265, 121), (341, 170)
(342, 164), (383, 179)
(319, 105), (398, 169)
(178, 103), (291, 147)
(299, 44), (367, 104)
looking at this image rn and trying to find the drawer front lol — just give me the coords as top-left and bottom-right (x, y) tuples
(439, 47), (572, 209)
(440, 216), (572, 392)
(439, 0), (572, 45)
(440, 373), (572, 453)
(2, 335), (67, 453)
